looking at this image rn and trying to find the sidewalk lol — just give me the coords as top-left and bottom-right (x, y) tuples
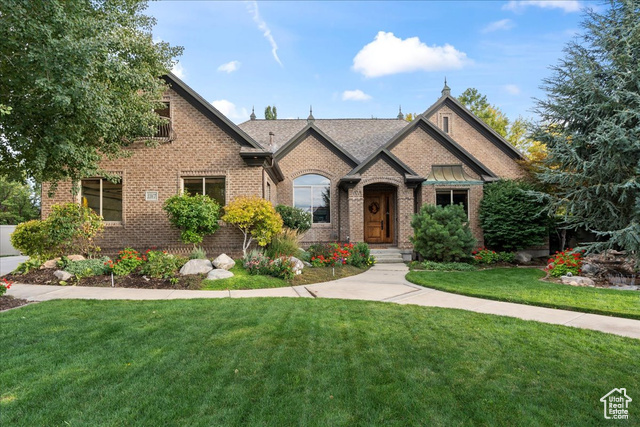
(6, 263), (640, 339)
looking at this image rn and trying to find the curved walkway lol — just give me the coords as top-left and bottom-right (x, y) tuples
(6, 263), (640, 340)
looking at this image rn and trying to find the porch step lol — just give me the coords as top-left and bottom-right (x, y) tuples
(371, 248), (405, 264)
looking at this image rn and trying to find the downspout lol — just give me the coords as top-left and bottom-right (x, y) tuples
(337, 186), (341, 242)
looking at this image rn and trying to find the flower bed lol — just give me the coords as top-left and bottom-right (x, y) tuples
(545, 249), (584, 277)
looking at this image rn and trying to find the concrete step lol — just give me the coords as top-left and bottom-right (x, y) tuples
(370, 249), (402, 255)
(373, 255), (405, 264)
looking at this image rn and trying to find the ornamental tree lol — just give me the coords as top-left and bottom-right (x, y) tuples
(163, 194), (221, 247)
(479, 180), (549, 251)
(222, 196), (283, 256)
(0, 0), (182, 188)
(533, 0), (640, 257)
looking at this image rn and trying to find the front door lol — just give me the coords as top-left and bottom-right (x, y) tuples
(364, 192), (394, 244)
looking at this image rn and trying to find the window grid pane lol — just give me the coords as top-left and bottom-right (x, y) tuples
(293, 174), (331, 224)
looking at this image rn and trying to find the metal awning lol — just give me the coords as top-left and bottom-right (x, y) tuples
(426, 165), (482, 183)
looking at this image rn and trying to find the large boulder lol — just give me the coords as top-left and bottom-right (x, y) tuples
(288, 256), (304, 275)
(561, 275), (595, 287)
(206, 269), (234, 280)
(180, 259), (213, 276)
(53, 270), (73, 281)
(581, 263), (600, 276)
(515, 251), (532, 263)
(212, 254), (235, 271)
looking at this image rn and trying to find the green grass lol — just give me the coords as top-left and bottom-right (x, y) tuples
(1, 299), (638, 426)
(406, 268), (640, 319)
(201, 264), (367, 290)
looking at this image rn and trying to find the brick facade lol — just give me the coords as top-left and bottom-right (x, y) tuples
(42, 76), (532, 257)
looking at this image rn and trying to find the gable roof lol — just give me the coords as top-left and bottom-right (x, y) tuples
(162, 73), (264, 150)
(238, 118), (408, 161)
(423, 94), (524, 160)
(273, 123), (359, 167)
(373, 114), (498, 180)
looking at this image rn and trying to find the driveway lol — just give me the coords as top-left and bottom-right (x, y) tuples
(0, 255), (28, 276)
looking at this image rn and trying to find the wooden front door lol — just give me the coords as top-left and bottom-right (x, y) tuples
(364, 192), (394, 244)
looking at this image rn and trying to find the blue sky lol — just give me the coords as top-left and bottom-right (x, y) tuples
(147, 0), (596, 124)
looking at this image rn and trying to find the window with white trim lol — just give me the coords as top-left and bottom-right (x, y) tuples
(182, 177), (225, 206)
(436, 189), (469, 216)
(81, 178), (123, 221)
(293, 174), (330, 223)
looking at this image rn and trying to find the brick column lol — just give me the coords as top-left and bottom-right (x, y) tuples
(347, 187), (364, 243)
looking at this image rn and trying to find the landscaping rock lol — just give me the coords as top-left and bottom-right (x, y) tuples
(180, 259), (213, 276)
(41, 255), (86, 269)
(515, 251), (532, 263)
(53, 270), (73, 281)
(303, 261), (312, 267)
(561, 275), (595, 287)
(288, 256), (304, 275)
(212, 254), (235, 270)
(206, 269), (234, 280)
(581, 263), (600, 276)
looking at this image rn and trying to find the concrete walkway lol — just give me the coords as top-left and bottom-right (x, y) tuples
(0, 255), (28, 276)
(6, 263), (640, 340)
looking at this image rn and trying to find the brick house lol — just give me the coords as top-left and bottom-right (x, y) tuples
(42, 74), (527, 259)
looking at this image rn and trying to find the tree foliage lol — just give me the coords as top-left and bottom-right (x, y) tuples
(0, 0), (182, 187)
(410, 204), (476, 262)
(264, 105), (278, 120)
(479, 180), (548, 251)
(0, 176), (39, 224)
(533, 0), (640, 257)
(458, 88), (510, 137)
(163, 194), (221, 246)
(222, 196), (283, 256)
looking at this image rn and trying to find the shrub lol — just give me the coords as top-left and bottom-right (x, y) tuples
(266, 257), (296, 280)
(222, 196), (283, 256)
(189, 246), (207, 260)
(163, 194), (221, 247)
(348, 242), (375, 268)
(420, 261), (477, 271)
(105, 248), (145, 276)
(243, 249), (271, 275)
(309, 243), (358, 267)
(266, 228), (300, 258)
(411, 204), (476, 262)
(10, 220), (51, 258)
(13, 257), (43, 274)
(545, 249), (584, 277)
(65, 257), (111, 277)
(140, 250), (182, 279)
(479, 180), (549, 252)
(47, 202), (104, 256)
(1, 277), (12, 297)
(275, 205), (312, 233)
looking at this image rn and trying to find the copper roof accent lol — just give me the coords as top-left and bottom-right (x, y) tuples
(426, 165), (480, 182)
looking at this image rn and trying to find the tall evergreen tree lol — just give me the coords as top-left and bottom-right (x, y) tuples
(534, 0), (640, 257)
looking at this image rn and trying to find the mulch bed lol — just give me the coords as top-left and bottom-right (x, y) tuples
(4, 269), (204, 290)
(0, 296), (30, 312)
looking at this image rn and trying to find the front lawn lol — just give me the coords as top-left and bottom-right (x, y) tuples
(406, 268), (640, 319)
(201, 264), (367, 290)
(1, 299), (638, 425)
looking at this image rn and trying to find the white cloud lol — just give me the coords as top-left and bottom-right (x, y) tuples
(211, 99), (248, 120)
(171, 62), (186, 79)
(342, 90), (372, 101)
(246, 1), (282, 67)
(504, 84), (521, 95)
(218, 60), (241, 73)
(352, 31), (469, 78)
(482, 19), (515, 33)
(503, 1), (582, 13)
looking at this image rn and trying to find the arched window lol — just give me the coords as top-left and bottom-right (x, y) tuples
(293, 174), (330, 223)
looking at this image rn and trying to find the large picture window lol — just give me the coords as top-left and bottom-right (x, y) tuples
(183, 177), (225, 206)
(436, 189), (469, 216)
(293, 174), (330, 223)
(81, 178), (123, 221)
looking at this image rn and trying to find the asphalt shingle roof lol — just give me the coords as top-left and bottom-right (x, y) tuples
(238, 119), (410, 162)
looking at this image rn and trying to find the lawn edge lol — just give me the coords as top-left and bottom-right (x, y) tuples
(405, 271), (640, 321)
